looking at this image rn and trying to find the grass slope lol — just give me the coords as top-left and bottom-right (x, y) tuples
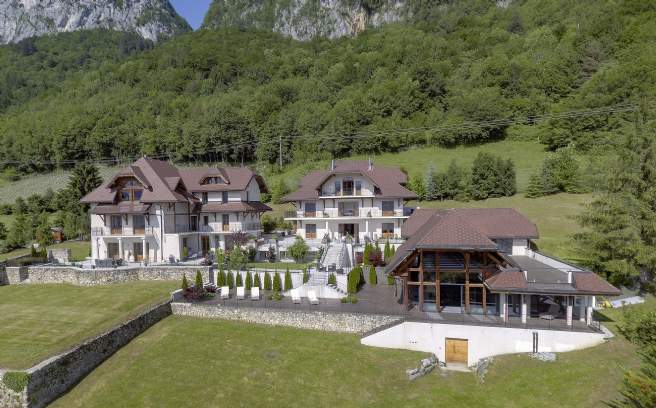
(53, 303), (643, 408)
(0, 281), (178, 369)
(0, 240), (90, 262)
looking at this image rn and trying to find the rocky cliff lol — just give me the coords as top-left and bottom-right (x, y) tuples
(202, 0), (414, 40)
(0, 0), (190, 44)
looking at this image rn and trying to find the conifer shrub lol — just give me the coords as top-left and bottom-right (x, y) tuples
(226, 271), (234, 288)
(369, 265), (377, 285)
(284, 268), (292, 291)
(303, 268), (309, 283)
(181, 274), (189, 291)
(217, 268), (226, 287)
(273, 272), (282, 292)
(245, 271), (253, 290)
(195, 270), (203, 288)
(328, 273), (337, 285)
(236, 272), (243, 287)
(254, 273), (261, 289)
(384, 240), (392, 260)
(264, 271), (272, 290)
(348, 266), (362, 294)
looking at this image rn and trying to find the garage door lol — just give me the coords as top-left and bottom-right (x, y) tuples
(445, 338), (468, 364)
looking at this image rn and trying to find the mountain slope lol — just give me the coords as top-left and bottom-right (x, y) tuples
(0, 0), (190, 44)
(202, 0), (414, 40)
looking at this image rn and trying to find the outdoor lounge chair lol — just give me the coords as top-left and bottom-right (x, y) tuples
(308, 290), (319, 305)
(237, 286), (245, 300)
(220, 286), (230, 300)
(291, 289), (302, 304)
(250, 287), (260, 300)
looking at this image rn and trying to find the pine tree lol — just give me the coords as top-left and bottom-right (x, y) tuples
(264, 271), (272, 290)
(245, 271), (252, 290)
(408, 174), (426, 200)
(226, 271), (234, 288)
(525, 173), (545, 198)
(368, 265), (377, 285)
(443, 160), (463, 199)
(284, 268), (292, 291)
(424, 164), (438, 200)
(608, 347), (656, 408)
(499, 158), (517, 197)
(273, 272), (282, 292)
(253, 273), (262, 289)
(363, 243), (371, 265)
(181, 274), (189, 291)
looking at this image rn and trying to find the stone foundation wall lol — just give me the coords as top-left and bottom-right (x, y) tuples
(23, 265), (211, 286)
(171, 302), (402, 334)
(22, 301), (172, 408)
(4, 267), (28, 284)
(0, 375), (27, 408)
(0, 265), (6, 285)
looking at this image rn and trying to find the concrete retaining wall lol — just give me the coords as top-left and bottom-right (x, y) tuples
(22, 265), (212, 286)
(171, 302), (401, 334)
(361, 321), (607, 366)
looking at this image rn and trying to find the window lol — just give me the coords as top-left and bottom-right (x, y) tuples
(304, 202), (316, 217)
(201, 192), (208, 204)
(306, 224), (317, 239)
(121, 191), (130, 201)
(338, 202), (358, 217)
(342, 178), (354, 196)
(334, 180), (341, 196)
(133, 215), (145, 233)
(203, 177), (224, 185)
(222, 214), (229, 231)
(203, 216), (209, 226)
(190, 216), (198, 232)
(222, 191), (228, 203)
(124, 178), (138, 187)
(134, 190), (142, 201)
(355, 180), (362, 195)
(382, 201), (394, 216)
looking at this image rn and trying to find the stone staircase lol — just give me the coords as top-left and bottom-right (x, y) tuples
(321, 242), (352, 272)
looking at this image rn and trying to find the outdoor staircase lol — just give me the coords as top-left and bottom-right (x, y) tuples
(321, 242), (352, 272)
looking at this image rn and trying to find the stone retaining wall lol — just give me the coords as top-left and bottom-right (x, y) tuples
(1, 301), (172, 408)
(171, 302), (402, 334)
(22, 265), (211, 286)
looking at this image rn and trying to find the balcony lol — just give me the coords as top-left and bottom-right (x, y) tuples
(196, 222), (263, 233)
(91, 227), (155, 236)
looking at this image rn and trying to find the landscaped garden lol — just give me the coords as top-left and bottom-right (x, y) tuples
(51, 299), (647, 408)
(0, 281), (178, 369)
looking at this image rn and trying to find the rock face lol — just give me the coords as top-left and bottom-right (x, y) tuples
(202, 0), (413, 40)
(0, 0), (191, 44)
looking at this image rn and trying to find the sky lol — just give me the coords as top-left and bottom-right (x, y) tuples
(170, 0), (213, 30)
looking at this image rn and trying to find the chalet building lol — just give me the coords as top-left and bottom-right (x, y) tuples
(282, 160), (417, 244)
(385, 208), (620, 327)
(81, 157), (270, 263)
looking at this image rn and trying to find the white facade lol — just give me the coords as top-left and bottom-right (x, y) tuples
(90, 178), (267, 262)
(286, 173), (410, 243)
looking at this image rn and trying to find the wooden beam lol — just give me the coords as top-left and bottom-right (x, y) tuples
(483, 287), (487, 316)
(403, 276), (409, 310)
(465, 252), (470, 313)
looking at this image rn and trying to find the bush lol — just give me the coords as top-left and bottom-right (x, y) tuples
(284, 268), (292, 291)
(217, 268), (226, 287)
(363, 243), (372, 265)
(288, 236), (309, 263)
(195, 270), (203, 288)
(3, 371), (29, 392)
(303, 268), (309, 283)
(215, 248), (225, 265)
(328, 273), (337, 285)
(348, 266), (362, 294)
(269, 292), (283, 301)
(245, 271), (253, 290)
(253, 273), (261, 289)
(226, 271), (234, 288)
(264, 271), (272, 290)
(368, 265), (377, 285)
(273, 272), (282, 292)
(181, 246), (189, 260)
(619, 310), (656, 346)
(340, 294), (358, 304)
(181, 274), (189, 291)
(384, 240), (392, 260)
(387, 275), (395, 285)
(236, 272), (243, 287)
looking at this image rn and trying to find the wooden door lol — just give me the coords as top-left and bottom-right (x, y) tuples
(107, 242), (119, 260)
(445, 338), (468, 364)
(133, 242), (143, 262)
(201, 236), (210, 256)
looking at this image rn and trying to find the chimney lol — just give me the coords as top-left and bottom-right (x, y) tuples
(368, 157), (373, 171)
(331, 159), (335, 171)
(567, 271), (572, 284)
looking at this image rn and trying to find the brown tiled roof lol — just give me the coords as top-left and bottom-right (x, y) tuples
(200, 202), (272, 213)
(81, 158), (268, 205)
(91, 203), (151, 215)
(282, 160), (417, 201)
(416, 211), (497, 250)
(485, 270), (527, 290)
(401, 208), (538, 239)
(573, 272), (621, 295)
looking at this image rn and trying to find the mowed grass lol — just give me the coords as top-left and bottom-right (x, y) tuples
(54, 306), (640, 408)
(412, 193), (593, 262)
(0, 281), (178, 369)
(0, 240), (91, 262)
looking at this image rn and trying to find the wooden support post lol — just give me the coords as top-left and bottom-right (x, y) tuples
(464, 252), (470, 313)
(435, 251), (441, 312)
(403, 276), (409, 310)
(482, 287), (487, 316)
(419, 249), (424, 311)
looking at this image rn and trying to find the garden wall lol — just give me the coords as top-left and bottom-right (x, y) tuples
(171, 302), (402, 334)
(18, 301), (173, 408)
(21, 265), (212, 286)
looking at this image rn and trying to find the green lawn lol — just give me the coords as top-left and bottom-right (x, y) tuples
(246, 262), (311, 270)
(53, 304), (641, 408)
(0, 281), (178, 369)
(412, 192), (593, 262)
(0, 240), (91, 262)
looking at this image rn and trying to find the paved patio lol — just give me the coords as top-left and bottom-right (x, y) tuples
(193, 283), (601, 334)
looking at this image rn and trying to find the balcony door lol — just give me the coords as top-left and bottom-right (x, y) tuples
(342, 179), (354, 196)
(133, 215), (145, 235)
(133, 242), (143, 262)
(110, 216), (122, 235)
(222, 214), (230, 232)
(304, 202), (316, 217)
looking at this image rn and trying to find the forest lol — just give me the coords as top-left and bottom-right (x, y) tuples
(0, 0), (654, 174)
